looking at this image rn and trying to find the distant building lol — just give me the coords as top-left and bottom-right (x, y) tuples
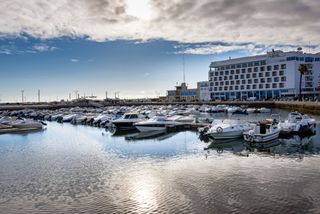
(197, 81), (210, 101)
(208, 49), (320, 100)
(167, 82), (198, 102)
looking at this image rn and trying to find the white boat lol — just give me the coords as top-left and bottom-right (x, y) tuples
(134, 116), (181, 132)
(227, 106), (240, 113)
(246, 108), (256, 113)
(205, 119), (252, 140)
(111, 112), (147, 131)
(279, 112), (316, 135)
(257, 107), (271, 113)
(243, 119), (280, 143)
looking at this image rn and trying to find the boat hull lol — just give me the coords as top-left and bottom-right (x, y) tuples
(207, 130), (244, 140)
(244, 130), (280, 143)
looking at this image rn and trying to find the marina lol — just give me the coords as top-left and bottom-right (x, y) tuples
(0, 106), (320, 213)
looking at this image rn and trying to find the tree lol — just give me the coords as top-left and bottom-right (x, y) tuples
(298, 64), (308, 101)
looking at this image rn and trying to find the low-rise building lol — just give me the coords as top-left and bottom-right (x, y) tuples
(197, 81), (211, 101)
(167, 82), (198, 102)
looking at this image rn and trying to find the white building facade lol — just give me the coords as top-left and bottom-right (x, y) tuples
(208, 50), (320, 100)
(197, 81), (211, 101)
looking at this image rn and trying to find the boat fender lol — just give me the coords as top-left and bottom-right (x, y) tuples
(216, 127), (223, 133)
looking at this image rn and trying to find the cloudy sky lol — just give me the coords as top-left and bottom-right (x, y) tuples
(0, 0), (319, 102)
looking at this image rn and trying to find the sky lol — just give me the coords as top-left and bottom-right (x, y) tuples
(0, 0), (320, 102)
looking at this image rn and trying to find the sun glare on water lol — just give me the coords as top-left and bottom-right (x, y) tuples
(126, 0), (152, 21)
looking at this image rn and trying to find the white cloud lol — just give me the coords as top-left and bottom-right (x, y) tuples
(0, 0), (319, 49)
(144, 72), (151, 76)
(0, 48), (12, 55)
(70, 58), (79, 62)
(32, 44), (57, 52)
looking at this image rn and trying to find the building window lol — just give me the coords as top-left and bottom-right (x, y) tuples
(235, 75), (239, 79)
(231, 65), (236, 69)
(241, 85), (245, 90)
(240, 74), (244, 79)
(225, 81), (229, 85)
(231, 80), (235, 85)
(281, 76), (286, 81)
(226, 65), (230, 69)
(219, 87), (222, 91)
(224, 86), (228, 91)
(252, 85), (257, 89)
(248, 79), (252, 84)
(236, 69), (240, 74)
(231, 70), (235, 75)
(265, 72), (270, 77)
(246, 74), (251, 78)
(246, 85), (251, 89)
(220, 71), (223, 75)
(242, 69), (246, 73)
(242, 80), (246, 84)
(252, 73), (257, 78)
(274, 77), (279, 82)
(236, 64), (241, 68)
(274, 65), (279, 70)
(225, 70), (229, 75)
(279, 70), (284, 76)
(224, 76), (228, 80)
(247, 68), (252, 73)
(214, 77), (217, 81)
(261, 60), (266, 65)
(260, 78), (266, 83)
(259, 73), (263, 77)
(215, 72), (219, 76)
(266, 84), (270, 89)
(281, 64), (286, 69)
(229, 86), (233, 90)
(272, 71), (277, 76)
(267, 66), (272, 71)
(248, 62), (253, 67)
(259, 84), (263, 89)
(236, 80), (240, 84)
(214, 87), (217, 91)
(219, 77), (223, 81)
(260, 66), (265, 71)
(254, 67), (258, 72)
(229, 76), (233, 80)
(254, 79), (259, 83)
(267, 78), (272, 83)
(279, 83), (285, 88)
(254, 61), (260, 66)
(242, 63), (247, 68)
(235, 86), (239, 90)
(272, 83), (277, 88)
(220, 82), (224, 86)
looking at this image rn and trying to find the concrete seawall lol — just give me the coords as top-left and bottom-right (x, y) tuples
(0, 101), (319, 115)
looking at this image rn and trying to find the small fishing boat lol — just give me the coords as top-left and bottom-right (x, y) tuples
(243, 119), (280, 143)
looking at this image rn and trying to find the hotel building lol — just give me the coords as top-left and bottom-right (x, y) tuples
(208, 49), (320, 100)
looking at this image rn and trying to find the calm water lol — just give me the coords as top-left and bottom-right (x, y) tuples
(1, 109), (320, 214)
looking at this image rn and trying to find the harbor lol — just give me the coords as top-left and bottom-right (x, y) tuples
(0, 106), (320, 213)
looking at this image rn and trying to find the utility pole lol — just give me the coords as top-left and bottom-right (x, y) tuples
(21, 90), (24, 103)
(74, 90), (78, 100)
(105, 91), (108, 99)
(38, 89), (40, 103)
(69, 93), (71, 101)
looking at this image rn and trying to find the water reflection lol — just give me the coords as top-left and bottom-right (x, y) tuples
(0, 117), (320, 213)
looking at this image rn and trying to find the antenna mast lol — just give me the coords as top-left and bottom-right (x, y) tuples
(183, 53), (186, 83)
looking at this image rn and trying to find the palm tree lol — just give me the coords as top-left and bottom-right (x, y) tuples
(298, 64), (308, 101)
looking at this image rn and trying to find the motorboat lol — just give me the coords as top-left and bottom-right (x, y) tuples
(243, 119), (280, 143)
(111, 112), (147, 131)
(279, 112), (316, 136)
(134, 116), (181, 132)
(227, 106), (240, 114)
(0, 117), (44, 134)
(204, 119), (252, 140)
(255, 107), (271, 113)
